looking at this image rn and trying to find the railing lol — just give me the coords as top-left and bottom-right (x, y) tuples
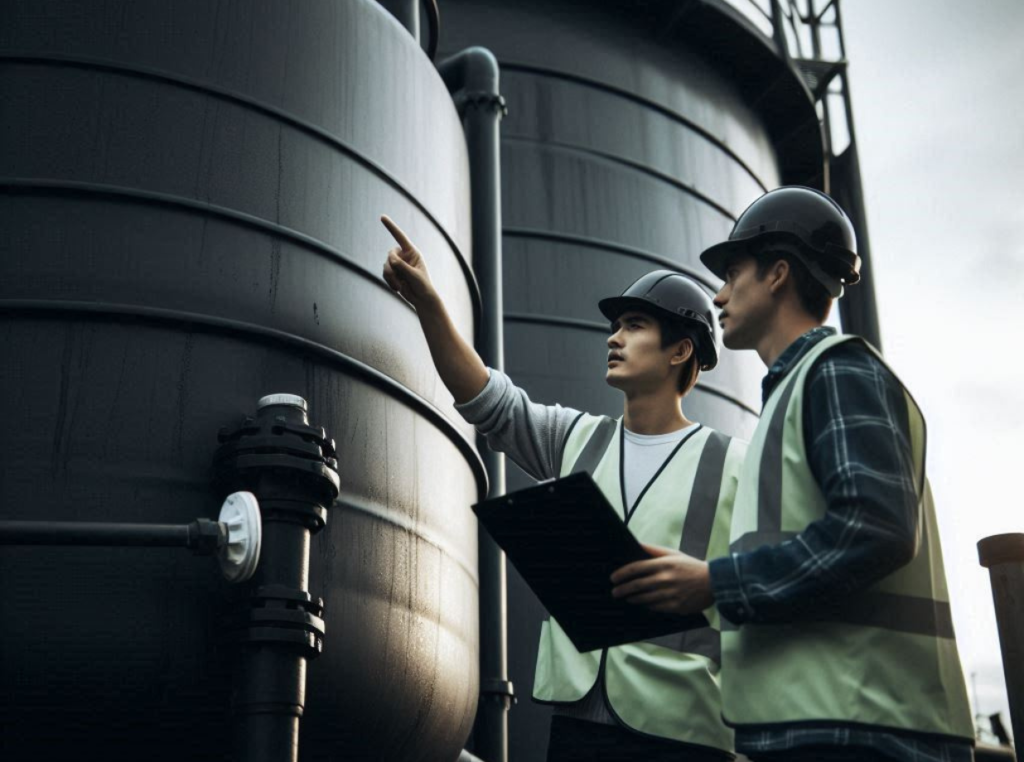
(719, 0), (854, 161)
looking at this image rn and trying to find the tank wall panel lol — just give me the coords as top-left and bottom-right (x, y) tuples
(500, 69), (771, 215)
(0, 319), (482, 758)
(443, 0), (781, 190)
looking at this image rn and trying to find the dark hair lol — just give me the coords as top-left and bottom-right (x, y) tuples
(753, 248), (831, 322)
(657, 316), (700, 396)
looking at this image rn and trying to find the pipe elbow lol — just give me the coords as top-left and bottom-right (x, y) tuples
(439, 46), (500, 96)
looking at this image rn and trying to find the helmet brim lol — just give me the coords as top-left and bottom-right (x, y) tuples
(597, 295), (660, 324)
(699, 240), (747, 281)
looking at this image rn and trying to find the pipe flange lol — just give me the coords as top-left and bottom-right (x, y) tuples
(217, 491), (262, 583)
(452, 90), (508, 117)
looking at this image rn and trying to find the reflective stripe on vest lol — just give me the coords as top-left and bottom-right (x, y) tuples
(721, 334), (974, 741)
(533, 413), (743, 750)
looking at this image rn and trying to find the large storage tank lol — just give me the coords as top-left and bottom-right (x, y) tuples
(440, 1), (824, 759)
(0, 1), (483, 759)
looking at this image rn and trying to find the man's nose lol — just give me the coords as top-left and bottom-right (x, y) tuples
(713, 287), (728, 308)
(608, 330), (622, 348)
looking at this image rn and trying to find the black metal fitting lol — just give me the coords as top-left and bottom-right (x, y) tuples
(215, 402), (339, 523)
(232, 584), (326, 660)
(481, 678), (517, 712)
(215, 395), (339, 762)
(450, 90), (508, 117)
(189, 518), (228, 555)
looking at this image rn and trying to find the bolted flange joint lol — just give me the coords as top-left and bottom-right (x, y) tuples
(213, 396), (340, 530)
(231, 584), (327, 660)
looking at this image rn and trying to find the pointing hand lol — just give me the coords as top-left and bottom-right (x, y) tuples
(381, 215), (436, 309)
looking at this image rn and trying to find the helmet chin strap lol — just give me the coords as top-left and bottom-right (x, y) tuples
(794, 252), (844, 299)
(764, 243), (845, 299)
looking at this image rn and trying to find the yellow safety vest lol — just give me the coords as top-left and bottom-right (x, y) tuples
(533, 413), (745, 751)
(721, 334), (974, 741)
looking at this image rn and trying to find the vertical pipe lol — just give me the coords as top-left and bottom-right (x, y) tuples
(439, 48), (512, 762)
(979, 533), (1024, 751)
(216, 396), (339, 762)
(229, 484), (313, 762)
(831, 139), (882, 348)
(830, 1), (883, 348)
(770, 0), (789, 58)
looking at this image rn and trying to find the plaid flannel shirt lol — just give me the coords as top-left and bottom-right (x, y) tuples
(708, 327), (973, 762)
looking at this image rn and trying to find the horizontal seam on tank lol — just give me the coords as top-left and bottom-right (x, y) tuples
(0, 52), (482, 327)
(0, 298), (489, 498)
(502, 228), (719, 292)
(335, 497), (479, 587)
(499, 62), (772, 192)
(502, 135), (741, 222)
(0, 177), (423, 308)
(503, 312), (759, 417)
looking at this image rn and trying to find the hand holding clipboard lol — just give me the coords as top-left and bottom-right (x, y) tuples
(473, 472), (708, 652)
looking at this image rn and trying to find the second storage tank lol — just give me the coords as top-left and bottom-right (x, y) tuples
(441, 1), (812, 758)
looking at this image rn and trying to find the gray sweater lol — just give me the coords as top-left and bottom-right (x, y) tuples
(454, 368), (582, 482)
(454, 368), (616, 726)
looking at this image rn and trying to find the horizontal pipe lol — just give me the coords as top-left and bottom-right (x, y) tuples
(0, 519), (214, 549)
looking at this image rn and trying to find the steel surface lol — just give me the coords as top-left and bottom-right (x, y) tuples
(0, 1), (480, 759)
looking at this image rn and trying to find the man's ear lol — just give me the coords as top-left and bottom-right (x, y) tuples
(768, 259), (790, 294)
(669, 338), (695, 366)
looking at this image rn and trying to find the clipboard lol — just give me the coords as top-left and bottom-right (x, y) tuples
(473, 471), (709, 652)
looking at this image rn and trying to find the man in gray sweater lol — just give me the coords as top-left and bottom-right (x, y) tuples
(382, 215), (745, 762)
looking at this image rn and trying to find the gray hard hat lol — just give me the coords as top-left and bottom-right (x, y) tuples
(598, 270), (719, 371)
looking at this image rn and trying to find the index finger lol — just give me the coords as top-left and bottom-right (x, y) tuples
(381, 214), (415, 252)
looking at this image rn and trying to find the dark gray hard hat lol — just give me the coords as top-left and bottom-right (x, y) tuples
(700, 186), (861, 298)
(598, 270), (719, 371)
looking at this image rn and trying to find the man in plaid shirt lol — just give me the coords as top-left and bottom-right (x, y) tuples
(611, 187), (975, 762)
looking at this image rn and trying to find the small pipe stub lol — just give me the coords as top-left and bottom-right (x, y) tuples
(218, 491), (262, 583)
(978, 533), (1024, 568)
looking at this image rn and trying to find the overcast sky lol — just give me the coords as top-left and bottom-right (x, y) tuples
(841, 0), (1024, 735)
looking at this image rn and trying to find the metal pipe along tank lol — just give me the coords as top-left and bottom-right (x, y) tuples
(440, 46), (514, 762)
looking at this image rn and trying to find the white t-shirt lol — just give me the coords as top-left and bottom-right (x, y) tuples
(455, 370), (703, 726)
(622, 423), (700, 512)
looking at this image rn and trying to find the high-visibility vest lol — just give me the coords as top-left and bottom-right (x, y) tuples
(533, 413), (745, 750)
(721, 334), (974, 741)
